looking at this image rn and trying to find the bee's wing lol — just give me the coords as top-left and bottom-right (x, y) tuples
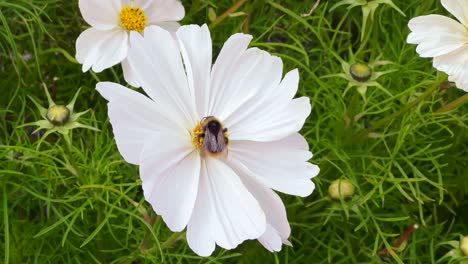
(203, 131), (225, 153)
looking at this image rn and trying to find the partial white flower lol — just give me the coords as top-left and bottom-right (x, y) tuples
(96, 24), (319, 256)
(75, 0), (184, 80)
(407, 0), (468, 92)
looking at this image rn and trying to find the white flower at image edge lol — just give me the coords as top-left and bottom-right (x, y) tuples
(407, 0), (468, 92)
(96, 24), (319, 256)
(75, 0), (184, 86)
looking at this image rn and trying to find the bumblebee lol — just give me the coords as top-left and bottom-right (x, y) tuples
(199, 116), (229, 157)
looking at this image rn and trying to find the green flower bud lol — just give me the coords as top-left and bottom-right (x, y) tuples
(46, 105), (70, 126)
(350, 63), (372, 82)
(328, 179), (355, 200)
(461, 236), (468, 256)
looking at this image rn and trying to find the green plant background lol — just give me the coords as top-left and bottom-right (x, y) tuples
(1, 0), (467, 263)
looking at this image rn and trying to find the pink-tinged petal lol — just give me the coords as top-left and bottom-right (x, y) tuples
(258, 225), (289, 252)
(407, 15), (467, 57)
(78, 0), (121, 30)
(126, 26), (198, 128)
(209, 33), (253, 115)
(228, 133), (319, 196)
(139, 132), (199, 232)
(136, 0), (185, 24)
(177, 24), (212, 118)
(441, 0), (468, 26)
(96, 82), (180, 164)
(76, 28), (128, 73)
(187, 158), (266, 256)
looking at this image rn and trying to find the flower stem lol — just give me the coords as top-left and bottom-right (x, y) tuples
(435, 93), (468, 113)
(160, 232), (184, 250)
(209, 0), (248, 29)
(354, 80), (442, 140)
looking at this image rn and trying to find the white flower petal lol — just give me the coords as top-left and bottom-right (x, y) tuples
(448, 65), (468, 92)
(228, 96), (311, 142)
(257, 225), (285, 252)
(407, 15), (467, 57)
(441, 0), (468, 26)
(234, 168), (291, 252)
(214, 48), (283, 122)
(186, 164), (216, 256)
(209, 33), (253, 115)
(126, 26), (197, 127)
(136, 0), (185, 24)
(187, 158), (266, 255)
(78, 0), (120, 30)
(228, 133), (319, 196)
(222, 60), (309, 142)
(177, 24), (212, 118)
(140, 133), (200, 232)
(154, 21), (181, 32)
(121, 58), (140, 88)
(76, 28), (128, 73)
(96, 82), (180, 164)
(433, 46), (468, 74)
(433, 46), (468, 91)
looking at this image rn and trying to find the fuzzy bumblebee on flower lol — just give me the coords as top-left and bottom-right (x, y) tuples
(97, 24), (320, 256)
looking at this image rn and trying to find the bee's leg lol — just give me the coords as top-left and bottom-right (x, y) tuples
(224, 137), (229, 144)
(222, 128), (228, 133)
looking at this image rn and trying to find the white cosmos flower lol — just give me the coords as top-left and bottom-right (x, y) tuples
(96, 24), (319, 256)
(407, 0), (468, 91)
(75, 0), (184, 83)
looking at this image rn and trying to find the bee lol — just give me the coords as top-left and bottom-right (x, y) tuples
(199, 116), (229, 157)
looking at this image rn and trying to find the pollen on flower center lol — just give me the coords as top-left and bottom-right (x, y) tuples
(191, 122), (204, 150)
(350, 63), (372, 82)
(119, 6), (147, 32)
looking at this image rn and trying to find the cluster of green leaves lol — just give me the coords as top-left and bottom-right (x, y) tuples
(1, 0), (467, 263)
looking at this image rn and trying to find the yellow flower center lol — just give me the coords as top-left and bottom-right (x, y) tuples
(349, 63), (372, 82)
(191, 122), (204, 150)
(119, 6), (147, 32)
(46, 105), (70, 126)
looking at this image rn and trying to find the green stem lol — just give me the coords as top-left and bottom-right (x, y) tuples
(209, 0), (248, 29)
(353, 80), (442, 140)
(435, 93), (468, 113)
(160, 232), (184, 250)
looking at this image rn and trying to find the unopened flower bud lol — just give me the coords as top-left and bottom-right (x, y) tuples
(461, 236), (468, 256)
(46, 105), (70, 126)
(350, 63), (372, 82)
(328, 179), (355, 200)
